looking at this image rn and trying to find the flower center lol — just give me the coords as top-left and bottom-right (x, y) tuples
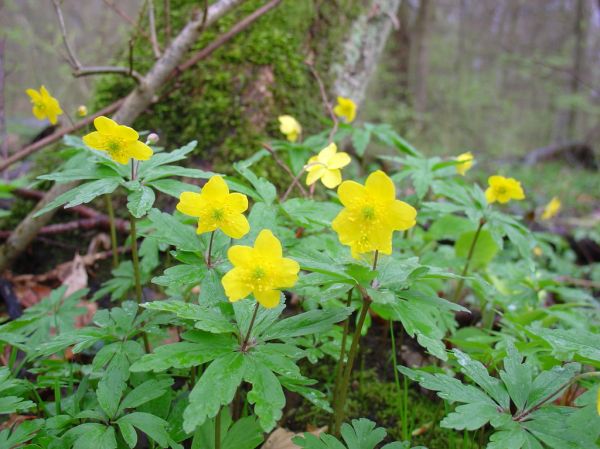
(252, 267), (266, 280)
(211, 208), (225, 222)
(361, 206), (376, 220)
(496, 186), (507, 195)
(35, 102), (46, 111)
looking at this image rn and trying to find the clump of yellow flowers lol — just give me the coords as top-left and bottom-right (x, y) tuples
(278, 115), (302, 142)
(177, 176), (250, 239)
(83, 116), (153, 164)
(455, 152), (474, 176)
(332, 170), (417, 258)
(26, 86), (63, 125)
(222, 229), (300, 308)
(333, 96), (357, 123)
(541, 197), (561, 220)
(305, 143), (351, 189)
(485, 175), (525, 204)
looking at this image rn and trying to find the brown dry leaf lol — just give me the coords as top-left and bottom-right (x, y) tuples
(0, 414), (37, 430)
(261, 426), (326, 449)
(15, 283), (52, 308)
(74, 300), (97, 329)
(61, 254), (88, 296)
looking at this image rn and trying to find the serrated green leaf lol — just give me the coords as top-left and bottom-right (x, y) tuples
(127, 185), (155, 218)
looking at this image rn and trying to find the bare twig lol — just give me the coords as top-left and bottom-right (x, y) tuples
(307, 63), (338, 143)
(147, 0), (162, 58)
(262, 142), (308, 197)
(51, 0), (143, 83)
(101, 0), (152, 41)
(164, 0), (172, 43)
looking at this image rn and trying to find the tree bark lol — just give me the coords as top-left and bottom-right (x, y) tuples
(411, 0), (432, 116)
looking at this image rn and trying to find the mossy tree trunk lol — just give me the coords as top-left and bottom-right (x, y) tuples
(95, 0), (401, 170)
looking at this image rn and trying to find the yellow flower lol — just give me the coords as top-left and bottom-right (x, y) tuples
(541, 197), (561, 220)
(596, 387), (600, 416)
(333, 96), (357, 123)
(82, 116), (153, 164)
(278, 115), (302, 142)
(305, 143), (351, 189)
(332, 170), (417, 258)
(456, 152), (474, 176)
(221, 229), (300, 308)
(25, 86), (63, 125)
(77, 105), (88, 117)
(177, 175), (250, 239)
(485, 175), (525, 204)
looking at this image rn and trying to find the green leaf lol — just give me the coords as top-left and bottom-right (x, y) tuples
(499, 346), (531, 412)
(524, 362), (580, 411)
(34, 178), (121, 217)
(352, 128), (371, 157)
(441, 402), (501, 431)
(147, 209), (203, 252)
(244, 358), (285, 431)
(119, 378), (174, 412)
(117, 412), (170, 447)
(130, 334), (237, 372)
(96, 352), (129, 419)
(127, 185), (155, 218)
(183, 353), (246, 432)
(263, 307), (352, 340)
(455, 229), (499, 268)
(148, 178), (200, 198)
(534, 328), (600, 362)
(143, 300), (235, 333)
(152, 264), (206, 288)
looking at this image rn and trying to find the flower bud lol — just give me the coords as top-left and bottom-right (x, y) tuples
(147, 133), (159, 144)
(77, 105), (88, 117)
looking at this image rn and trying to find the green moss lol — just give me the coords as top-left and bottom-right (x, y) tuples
(94, 0), (363, 179)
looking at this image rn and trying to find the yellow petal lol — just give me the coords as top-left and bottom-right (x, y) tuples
(82, 131), (107, 151)
(125, 140), (153, 161)
(32, 107), (46, 121)
(94, 116), (118, 134)
(220, 213), (250, 239)
(321, 169), (342, 189)
(39, 85), (52, 99)
(488, 175), (505, 187)
(114, 124), (139, 141)
(365, 170), (396, 201)
(177, 192), (204, 217)
(327, 152), (351, 169)
(202, 176), (229, 199)
(26, 88), (41, 102)
(112, 152), (131, 165)
(228, 245), (254, 267)
(275, 258), (299, 287)
(227, 192), (249, 214)
(387, 200), (417, 231)
(306, 166), (325, 186)
(485, 187), (497, 203)
(337, 180), (366, 207)
(254, 289), (281, 308)
(318, 143), (337, 163)
(197, 218), (218, 234)
(222, 269), (252, 302)
(254, 229), (282, 259)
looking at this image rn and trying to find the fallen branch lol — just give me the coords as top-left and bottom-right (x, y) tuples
(0, 217), (129, 239)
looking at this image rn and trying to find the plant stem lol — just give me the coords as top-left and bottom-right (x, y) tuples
(241, 302), (260, 351)
(390, 319), (408, 441)
(330, 288), (353, 432)
(129, 212), (150, 353)
(105, 194), (119, 268)
(215, 407), (222, 449)
(206, 230), (216, 267)
(453, 218), (486, 302)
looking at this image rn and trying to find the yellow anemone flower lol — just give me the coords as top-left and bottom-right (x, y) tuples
(25, 86), (63, 125)
(456, 152), (474, 176)
(333, 96), (357, 123)
(221, 229), (300, 308)
(485, 175), (525, 204)
(541, 197), (561, 220)
(305, 143), (351, 189)
(332, 170), (417, 258)
(278, 115), (302, 142)
(177, 175), (250, 239)
(82, 116), (153, 164)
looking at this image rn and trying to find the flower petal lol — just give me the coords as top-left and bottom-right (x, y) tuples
(220, 213), (250, 239)
(306, 166), (325, 186)
(197, 218), (218, 234)
(254, 289), (281, 309)
(82, 131), (107, 151)
(365, 170), (395, 201)
(327, 152), (351, 169)
(485, 187), (497, 203)
(126, 140), (153, 161)
(222, 269), (252, 302)
(387, 200), (417, 231)
(177, 192), (204, 217)
(26, 88), (41, 102)
(321, 169), (342, 189)
(275, 258), (299, 288)
(254, 229), (282, 259)
(318, 143), (337, 163)
(94, 116), (119, 134)
(202, 176), (229, 199)
(227, 192), (249, 213)
(114, 124), (139, 141)
(227, 245), (254, 267)
(337, 180), (366, 207)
